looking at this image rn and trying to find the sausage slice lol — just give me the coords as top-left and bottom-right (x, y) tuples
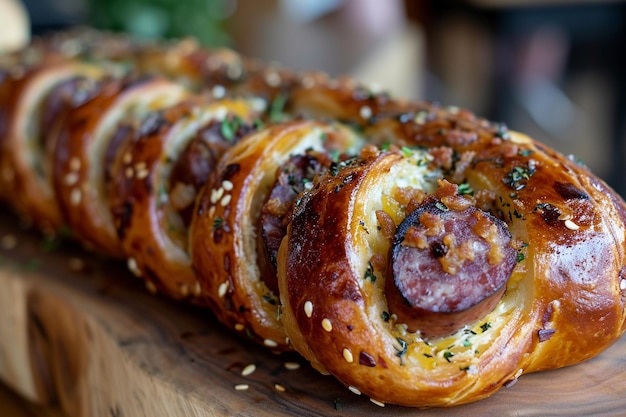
(386, 196), (516, 338)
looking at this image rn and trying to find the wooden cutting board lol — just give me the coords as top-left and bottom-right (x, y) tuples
(1, 207), (625, 416)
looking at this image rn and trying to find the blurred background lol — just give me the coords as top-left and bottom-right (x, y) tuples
(1, 0), (625, 196)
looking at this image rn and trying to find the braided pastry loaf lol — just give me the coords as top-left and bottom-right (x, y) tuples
(1, 29), (626, 408)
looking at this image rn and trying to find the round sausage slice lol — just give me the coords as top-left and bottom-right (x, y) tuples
(386, 196), (516, 338)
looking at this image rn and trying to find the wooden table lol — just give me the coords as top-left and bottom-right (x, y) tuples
(1, 206), (626, 416)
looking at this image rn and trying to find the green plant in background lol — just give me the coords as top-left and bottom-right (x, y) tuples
(90, 0), (235, 46)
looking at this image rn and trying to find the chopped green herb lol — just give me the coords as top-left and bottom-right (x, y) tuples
(334, 398), (343, 411)
(457, 183), (474, 196)
(516, 252), (525, 263)
(395, 337), (408, 363)
(435, 201), (449, 212)
(518, 149), (534, 157)
(503, 164), (536, 191)
(213, 217), (224, 230)
(443, 351), (454, 362)
(480, 322), (492, 333)
(460, 365), (471, 372)
(364, 262), (376, 282)
(380, 142), (391, 151)
(381, 311), (390, 322)
(423, 353), (433, 358)
(463, 340), (471, 347)
(263, 294), (277, 305)
(401, 146), (413, 158)
(220, 116), (242, 141)
(269, 94), (288, 123)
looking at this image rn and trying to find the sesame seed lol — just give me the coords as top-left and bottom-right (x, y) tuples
(220, 194), (232, 207)
(241, 364), (256, 376)
(69, 157), (81, 171)
(370, 398), (385, 407)
(621, 279), (626, 291)
(222, 180), (234, 191)
(564, 219), (579, 230)
(145, 281), (157, 294)
(218, 281), (229, 298)
(136, 169), (149, 179)
(274, 384), (286, 392)
(127, 258), (142, 277)
(321, 318), (332, 332)
(359, 106), (372, 120)
(212, 84), (226, 99)
(284, 362), (300, 370)
(234, 384), (249, 391)
(235, 323), (245, 331)
(265, 71), (281, 87)
(70, 189), (82, 205)
(348, 386), (361, 395)
(210, 187), (224, 204)
(208, 206), (216, 217)
(342, 348), (354, 363)
(557, 213), (572, 221)
(193, 281), (202, 296)
(64, 172), (79, 186)
(1, 234), (17, 250)
(447, 105), (460, 115)
(68, 257), (84, 272)
(304, 301), (313, 318)
(122, 152), (132, 164)
(125, 167), (134, 178)
(135, 162), (147, 172)
(264, 339), (278, 348)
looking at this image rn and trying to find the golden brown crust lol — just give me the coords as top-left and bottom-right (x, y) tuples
(190, 120), (361, 350)
(53, 77), (188, 256)
(108, 98), (261, 301)
(278, 128), (626, 406)
(1, 28), (625, 409)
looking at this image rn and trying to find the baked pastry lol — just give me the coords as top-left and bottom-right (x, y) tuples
(190, 120), (362, 350)
(108, 97), (263, 301)
(278, 112), (626, 406)
(1, 29), (626, 408)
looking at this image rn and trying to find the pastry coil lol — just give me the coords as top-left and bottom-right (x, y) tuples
(1, 29), (626, 408)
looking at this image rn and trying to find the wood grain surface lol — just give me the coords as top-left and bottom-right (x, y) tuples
(0, 207), (625, 417)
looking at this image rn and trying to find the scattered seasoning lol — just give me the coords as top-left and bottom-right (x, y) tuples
(363, 262), (376, 282)
(401, 146), (413, 158)
(495, 123), (510, 140)
(348, 386), (362, 395)
(284, 362), (300, 370)
(334, 398), (343, 411)
(518, 149), (535, 157)
(435, 201), (449, 212)
(321, 318), (333, 332)
(213, 217), (224, 230)
(234, 384), (249, 391)
(381, 311), (390, 322)
(304, 301), (313, 318)
(218, 281), (229, 298)
(220, 116), (243, 141)
(269, 94), (288, 123)
(395, 337), (408, 364)
(264, 339), (278, 348)
(457, 183), (474, 196)
(538, 328), (556, 342)
(342, 348), (354, 363)
(460, 365), (471, 372)
(480, 322), (492, 333)
(274, 384), (286, 392)
(564, 219), (580, 230)
(503, 164), (536, 191)
(370, 398), (385, 407)
(443, 351), (454, 362)
(516, 252), (525, 263)
(241, 364), (256, 376)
